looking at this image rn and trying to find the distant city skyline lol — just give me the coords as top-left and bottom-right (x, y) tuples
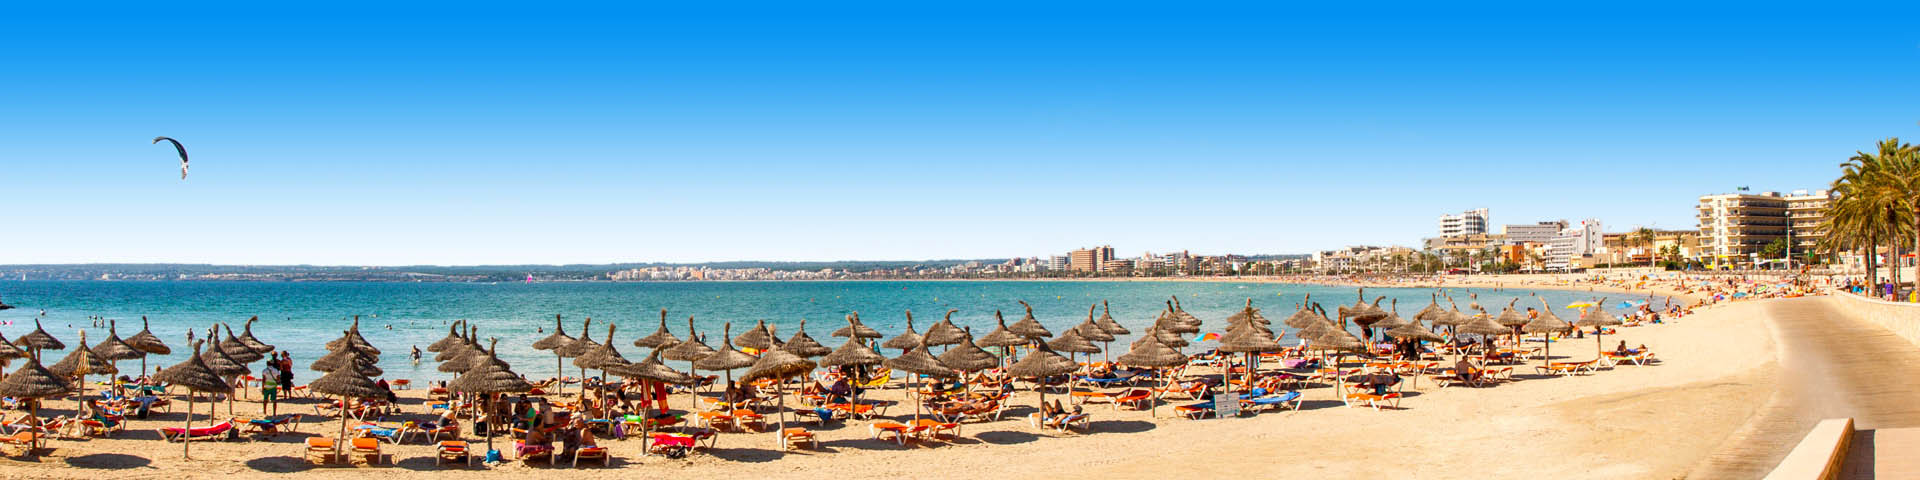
(4, 4), (1916, 265)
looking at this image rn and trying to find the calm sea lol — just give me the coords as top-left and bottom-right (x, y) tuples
(0, 280), (1637, 382)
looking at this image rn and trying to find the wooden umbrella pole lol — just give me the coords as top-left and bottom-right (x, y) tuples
(181, 397), (190, 459)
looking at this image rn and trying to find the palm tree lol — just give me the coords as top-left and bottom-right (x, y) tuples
(1823, 138), (1919, 297)
(1633, 227), (1658, 267)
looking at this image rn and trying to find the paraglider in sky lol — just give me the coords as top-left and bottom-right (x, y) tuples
(152, 136), (189, 179)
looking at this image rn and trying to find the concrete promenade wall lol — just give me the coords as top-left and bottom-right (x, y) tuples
(1828, 293), (1920, 349)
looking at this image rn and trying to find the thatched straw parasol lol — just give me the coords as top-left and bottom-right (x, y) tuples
(153, 340), (232, 459)
(821, 318), (887, 417)
(556, 317), (601, 396)
(733, 320), (777, 352)
(1218, 301), (1283, 390)
(0, 349), (70, 453)
(435, 325), (477, 364)
(236, 317), (275, 355)
(1093, 301), (1129, 335)
(780, 319), (832, 358)
(50, 330), (117, 413)
(937, 328), (1000, 374)
(1493, 299), (1530, 349)
(1046, 328), (1101, 355)
(742, 347), (817, 446)
(831, 312), (884, 340)
(694, 323), (758, 390)
(885, 341), (956, 423)
(449, 338), (532, 455)
(1007, 301), (1053, 339)
(1168, 296), (1204, 330)
(1456, 306), (1509, 358)
(92, 321), (143, 365)
(1070, 305), (1117, 362)
(662, 315), (717, 413)
(1432, 300), (1471, 329)
(311, 343), (391, 462)
(323, 316), (381, 356)
(632, 309), (681, 349)
(1116, 333), (1186, 417)
(1156, 302), (1200, 335)
(1006, 342), (1078, 411)
(427, 320), (467, 353)
(217, 324), (265, 364)
(1573, 297), (1623, 360)
(611, 347), (695, 454)
(13, 319), (65, 353)
(575, 324), (633, 397)
(0, 333), (25, 366)
(201, 326), (253, 414)
(978, 311), (1027, 349)
(880, 311), (924, 353)
(126, 316), (172, 356)
(1281, 294), (1319, 329)
(921, 310), (967, 348)
(1522, 298), (1574, 369)
(531, 315), (574, 382)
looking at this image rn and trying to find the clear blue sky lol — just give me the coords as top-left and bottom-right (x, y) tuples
(4, 2), (1916, 265)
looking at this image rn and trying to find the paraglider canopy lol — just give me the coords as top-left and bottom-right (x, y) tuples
(153, 136), (189, 179)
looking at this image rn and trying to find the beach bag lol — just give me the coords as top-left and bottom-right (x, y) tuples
(484, 449), (502, 463)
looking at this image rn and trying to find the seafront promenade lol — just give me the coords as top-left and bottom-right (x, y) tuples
(1692, 296), (1920, 478)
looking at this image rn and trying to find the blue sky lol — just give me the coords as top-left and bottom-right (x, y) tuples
(3, 2), (1917, 265)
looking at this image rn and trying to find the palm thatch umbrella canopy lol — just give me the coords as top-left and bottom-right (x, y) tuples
(555, 318), (603, 396)
(936, 328), (1000, 373)
(921, 310), (968, 347)
(0, 333), (26, 363)
(780, 319), (833, 358)
(1494, 300), (1530, 329)
(0, 350), (69, 453)
(1149, 322), (1191, 349)
(1457, 307), (1510, 339)
(1118, 332), (1187, 368)
(1168, 296), (1204, 330)
(885, 341), (956, 423)
(323, 316), (381, 356)
(1413, 294), (1444, 323)
(694, 323), (758, 388)
(1522, 300), (1574, 368)
(13, 319), (65, 352)
(1046, 328), (1102, 355)
(1116, 334), (1186, 417)
(1349, 294), (1389, 328)
(609, 347), (695, 451)
(741, 347), (817, 445)
(92, 321), (143, 363)
(199, 327), (251, 414)
(429, 320), (468, 353)
(1093, 301), (1130, 335)
(821, 320), (887, 412)
(1072, 306), (1116, 343)
(632, 309), (681, 350)
(311, 348), (390, 461)
(1006, 341), (1078, 410)
(1386, 317), (1444, 342)
(977, 311), (1028, 348)
(1007, 301), (1054, 339)
(733, 320), (778, 352)
(1155, 302), (1201, 335)
(51, 331), (117, 413)
(153, 340), (232, 459)
(1283, 295), (1322, 329)
(448, 338), (532, 455)
(1431, 301), (1471, 329)
(531, 314), (574, 382)
(1367, 300), (1410, 333)
(1573, 297), (1623, 359)
(1219, 310), (1282, 390)
(236, 317), (275, 355)
(314, 341), (384, 377)
(575, 324), (633, 377)
(125, 316), (172, 356)
(531, 315), (572, 351)
(436, 325), (478, 363)
(880, 311), (924, 353)
(218, 324), (265, 364)
(664, 316), (717, 362)
(831, 312), (884, 340)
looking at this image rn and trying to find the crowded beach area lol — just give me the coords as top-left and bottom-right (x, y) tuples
(0, 274), (1820, 479)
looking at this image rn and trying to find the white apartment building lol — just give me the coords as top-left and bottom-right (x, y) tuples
(1546, 219), (1603, 271)
(1696, 189), (1831, 267)
(1502, 220), (1568, 245)
(1438, 208), (1490, 237)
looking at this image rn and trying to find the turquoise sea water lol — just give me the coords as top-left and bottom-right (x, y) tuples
(0, 280), (1641, 382)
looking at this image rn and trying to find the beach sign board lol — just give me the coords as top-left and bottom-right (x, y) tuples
(1214, 392), (1240, 418)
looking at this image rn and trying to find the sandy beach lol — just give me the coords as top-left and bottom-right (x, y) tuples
(0, 276), (1794, 480)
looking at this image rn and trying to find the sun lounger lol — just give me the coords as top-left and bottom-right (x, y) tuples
(1242, 390), (1303, 412)
(515, 441), (555, 465)
(780, 427), (816, 450)
(1172, 401), (1214, 420)
(912, 418), (961, 439)
(1113, 389), (1153, 410)
(1074, 376), (1131, 389)
(305, 437), (335, 464)
(0, 431), (40, 455)
(351, 437), (387, 465)
(1342, 392), (1402, 411)
(244, 414), (301, 438)
(161, 419), (235, 442)
(869, 421), (914, 445)
(695, 410), (732, 430)
(730, 409), (765, 432)
(433, 440), (472, 466)
(573, 444), (609, 467)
